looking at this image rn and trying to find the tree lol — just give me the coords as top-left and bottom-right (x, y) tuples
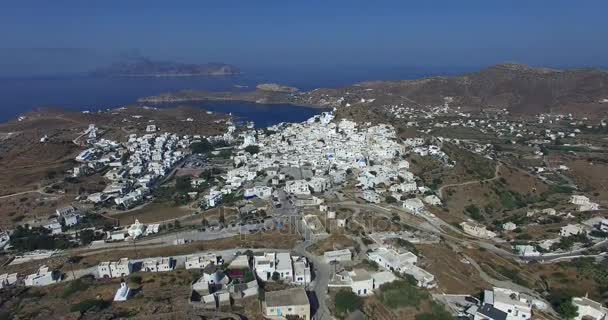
(79, 229), (96, 246)
(175, 176), (192, 193)
(334, 289), (362, 316)
(190, 140), (212, 154)
(558, 299), (579, 319)
(244, 145), (260, 154)
(121, 152), (130, 165)
(385, 196), (397, 204)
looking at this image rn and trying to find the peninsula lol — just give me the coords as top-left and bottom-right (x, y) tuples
(138, 63), (608, 116)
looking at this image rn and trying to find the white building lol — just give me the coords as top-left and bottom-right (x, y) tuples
(142, 257), (174, 272)
(24, 266), (59, 287)
(127, 219), (146, 238)
(460, 222), (497, 239)
(368, 247), (417, 273)
(263, 287), (310, 320)
(0, 273), (18, 289)
(292, 256), (312, 285)
(572, 296), (608, 320)
(502, 222), (517, 231)
(98, 258), (132, 278)
(285, 180), (311, 195)
(560, 224), (587, 237)
(186, 254), (217, 270)
(204, 190), (223, 208)
(253, 186), (273, 199)
(423, 195), (442, 206)
(514, 245), (541, 257)
(331, 269), (374, 296)
(483, 287), (532, 320)
(114, 281), (131, 302)
(253, 252), (293, 282)
(323, 249), (352, 264)
(361, 190), (382, 204)
(403, 198), (425, 214)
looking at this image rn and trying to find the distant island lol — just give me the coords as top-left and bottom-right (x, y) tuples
(90, 57), (240, 77)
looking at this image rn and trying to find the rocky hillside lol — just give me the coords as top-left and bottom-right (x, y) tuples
(333, 64), (608, 116)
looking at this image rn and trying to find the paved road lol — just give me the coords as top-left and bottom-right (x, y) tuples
(294, 240), (333, 320)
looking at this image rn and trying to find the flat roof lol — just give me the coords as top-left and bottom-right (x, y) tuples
(265, 287), (309, 307)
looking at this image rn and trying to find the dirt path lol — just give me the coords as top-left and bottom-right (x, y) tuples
(437, 162), (503, 199)
(0, 188), (55, 200)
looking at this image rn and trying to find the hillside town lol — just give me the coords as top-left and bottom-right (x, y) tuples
(1, 102), (608, 320)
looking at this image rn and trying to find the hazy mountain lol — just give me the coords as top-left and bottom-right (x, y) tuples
(90, 57), (240, 77)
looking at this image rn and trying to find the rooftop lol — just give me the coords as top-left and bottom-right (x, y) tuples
(265, 287), (309, 307)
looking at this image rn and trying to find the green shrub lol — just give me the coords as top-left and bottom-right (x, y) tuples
(334, 289), (362, 316)
(379, 280), (428, 309)
(70, 299), (110, 314)
(62, 278), (90, 298)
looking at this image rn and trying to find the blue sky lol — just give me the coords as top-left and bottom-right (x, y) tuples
(0, 0), (607, 75)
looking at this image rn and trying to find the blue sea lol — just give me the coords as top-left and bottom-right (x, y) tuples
(0, 66), (470, 127)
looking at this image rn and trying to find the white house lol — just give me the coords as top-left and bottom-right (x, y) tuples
(285, 180), (311, 195)
(43, 218), (63, 235)
(308, 177), (330, 193)
(572, 296), (608, 320)
(483, 287), (532, 320)
(514, 245), (541, 257)
(460, 222), (497, 239)
(502, 222), (517, 231)
(292, 256), (311, 285)
(330, 269), (374, 296)
(403, 198), (425, 214)
(186, 254), (217, 270)
(323, 249), (352, 264)
(253, 186), (273, 199)
(560, 224), (587, 237)
(368, 247), (417, 273)
(24, 266), (60, 287)
(0, 273), (18, 289)
(361, 190), (382, 204)
(204, 190), (223, 208)
(98, 258), (132, 278)
(423, 195), (442, 206)
(263, 287), (310, 320)
(253, 252), (293, 282)
(142, 257), (174, 272)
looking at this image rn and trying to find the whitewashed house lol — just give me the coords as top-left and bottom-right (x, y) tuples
(142, 257), (174, 272)
(560, 224), (587, 237)
(323, 249), (352, 264)
(460, 222), (497, 239)
(572, 296), (608, 320)
(330, 269), (374, 296)
(292, 256), (311, 285)
(285, 180), (311, 195)
(25, 266), (60, 287)
(98, 258), (132, 278)
(186, 254), (217, 270)
(403, 198), (425, 214)
(0, 273), (18, 289)
(481, 287), (532, 320)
